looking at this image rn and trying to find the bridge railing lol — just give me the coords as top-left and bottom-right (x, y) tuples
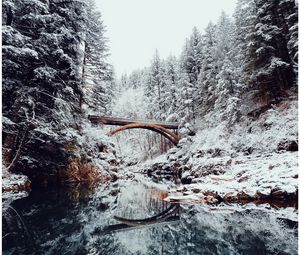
(88, 115), (179, 129)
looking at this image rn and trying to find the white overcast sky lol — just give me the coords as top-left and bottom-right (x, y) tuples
(95, 0), (238, 77)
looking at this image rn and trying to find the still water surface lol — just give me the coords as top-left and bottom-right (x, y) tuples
(2, 179), (298, 255)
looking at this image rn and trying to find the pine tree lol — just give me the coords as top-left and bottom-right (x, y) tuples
(233, 0), (257, 86)
(163, 55), (181, 121)
(145, 50), (165, 119)
(181, 27), (203, 84)
(81, 0), (114, 115)
(2, 0), (102, 182)
(246, 0), (297, 102)
(197, 22), (218, 115)
(179, 27), (203, 121)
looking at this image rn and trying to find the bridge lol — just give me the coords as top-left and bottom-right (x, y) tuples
(88, 115), (180, 145)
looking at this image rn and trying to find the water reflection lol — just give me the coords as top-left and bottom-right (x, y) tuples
(2, 180), (298, 255)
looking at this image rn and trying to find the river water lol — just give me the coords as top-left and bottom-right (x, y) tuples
(2, 178), (298, 255)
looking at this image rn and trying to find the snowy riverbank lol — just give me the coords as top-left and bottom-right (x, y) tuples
(2, 169), (31, 202)
(141, 99), (298, 207)
(165, 152), (297, 204)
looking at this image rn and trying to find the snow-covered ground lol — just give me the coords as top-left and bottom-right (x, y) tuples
(2, 168), (31, 201)
(140, 99), (298, 208)
(165, 152), (297, 201)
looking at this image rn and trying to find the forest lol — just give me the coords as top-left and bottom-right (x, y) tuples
(2, 0), (299, 254)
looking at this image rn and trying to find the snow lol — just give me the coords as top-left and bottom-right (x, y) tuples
(3, 45), (39, 59)
(2, 116), (16, 125)
(2, 167), (30, 202)
(155, 99), (299, 209)
(113, 87), (149, 119)
(192, 100), (298, 155)
(166, 152), (297, 200)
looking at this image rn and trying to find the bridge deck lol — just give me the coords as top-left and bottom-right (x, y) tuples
(98, 216), (179, 235)
(88, 115), (179, 129)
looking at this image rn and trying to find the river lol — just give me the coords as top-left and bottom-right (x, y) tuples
(2, 175), (298, 255)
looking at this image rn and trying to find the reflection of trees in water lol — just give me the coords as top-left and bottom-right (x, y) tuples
(2, 185), (108, 254)
(2, 183), (298, 255)
(2, 205), (34, 254)
(139, 206), (297, 255)
(103, 205), (297, 255)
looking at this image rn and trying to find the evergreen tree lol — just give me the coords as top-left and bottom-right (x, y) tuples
(246, 0), (297, 102)
(197, 22), (218, 115)
(179, 28), (203, 121)
(82, 0), (114, 115)
(163, 55), (181, 121)
(2, 0), (114, 182)
(233, 0), (257, 85)
(145, 50), (164, 119)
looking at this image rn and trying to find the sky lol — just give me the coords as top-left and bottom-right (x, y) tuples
(95, 0), (238, 77)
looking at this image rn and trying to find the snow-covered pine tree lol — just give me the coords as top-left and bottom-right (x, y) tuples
(181, 27), (203, 84)
(163, 55), (181, 122)
(2, 0), (110, 184)
(279, 0), (298, 79)
(233, 0), (257, 86)
(197, 22), (218, 115)
(81, 0), (114, 115)
(215, 12), (235, 68)
(2, 0), (41, 167)
(145, 50), (165, 120)
(179, 27), (203, 121)
(246, 0), (297, 103)
(212, 12), (241, 126)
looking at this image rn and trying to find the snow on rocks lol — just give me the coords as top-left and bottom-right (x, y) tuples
(2, 168), (31, 201)
(160, 99), (298, 206)
(164, 152), (298, 205)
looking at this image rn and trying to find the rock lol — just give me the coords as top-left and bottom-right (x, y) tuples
(109, 189), (120, 196)
(98, 202), (109, 210)
(277, 140), (298, 152)
(110, 173), (118, 182)
(237, 191), (253, 202)
(224, 192), (237, 202)
(271, 188), (286, 199)
(191, 188), (201, 193)
(242, 147), (254, 155)
(212, 148), (224, 157)
(254, 191), (269, 200)
(238, 175), (249, 183)
(181, 175), (193, 184)
(204, 195), (218, 204)
(196, 163), (226, 177)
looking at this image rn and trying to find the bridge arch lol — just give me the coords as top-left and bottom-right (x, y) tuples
(108, 123), (179, 145)
(113, 204), (179, 226)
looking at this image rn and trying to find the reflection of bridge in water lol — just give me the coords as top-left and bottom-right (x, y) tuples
(100, 202), (180, 234)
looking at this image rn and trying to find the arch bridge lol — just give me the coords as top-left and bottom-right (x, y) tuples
(88, 115), (180, 145)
